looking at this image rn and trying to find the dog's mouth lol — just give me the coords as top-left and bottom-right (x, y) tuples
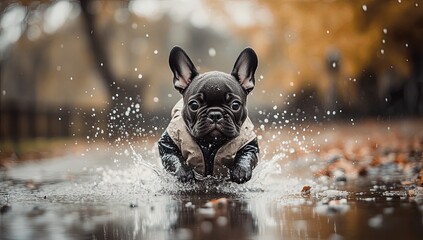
(193, 121), (239, 139)
(208, 126), (223, 138)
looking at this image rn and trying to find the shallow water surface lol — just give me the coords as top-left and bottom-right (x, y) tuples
(1, 121), (423, 240)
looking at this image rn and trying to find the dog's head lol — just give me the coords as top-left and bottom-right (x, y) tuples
(169, 46), (258, 141)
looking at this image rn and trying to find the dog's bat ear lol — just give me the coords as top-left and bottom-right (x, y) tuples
(169, 46), (199, 94)
(231, 48), (258, 94)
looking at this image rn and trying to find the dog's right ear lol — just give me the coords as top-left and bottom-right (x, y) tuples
(169, 46), (198, 94)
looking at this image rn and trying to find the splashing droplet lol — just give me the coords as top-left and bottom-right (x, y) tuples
(208, 48), (216, 57)
(362, 5), (367, 11)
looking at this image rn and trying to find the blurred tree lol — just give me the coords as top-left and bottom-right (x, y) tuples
(79, 0), (147, 138)
(208, 0), (423, 116)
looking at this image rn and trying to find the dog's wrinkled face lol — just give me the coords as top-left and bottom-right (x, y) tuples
(182, 72), (247, 140)
(169, 47), (258, 141)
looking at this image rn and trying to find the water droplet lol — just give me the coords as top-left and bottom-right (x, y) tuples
(100, 63), (103, 66)
(383, 28), (388, 34)
(138, 74), (143, 79)
(332, 62), (336, 68)
(380, 49), (384, 54)
(208, 48), (216, 57)
(362, 5), (367, 11)
(153, 97), (159, 102)
(154, 50), (158, 54)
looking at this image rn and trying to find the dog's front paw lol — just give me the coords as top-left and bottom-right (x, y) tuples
(175, 166), (195, 183)
(230, 165), (252, 184)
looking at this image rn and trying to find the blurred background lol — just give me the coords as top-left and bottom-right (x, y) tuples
(0, 0), (422, 158)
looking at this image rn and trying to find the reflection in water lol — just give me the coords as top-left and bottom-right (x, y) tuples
(2, 187), (422, 240)
(1, 131), (423, 239)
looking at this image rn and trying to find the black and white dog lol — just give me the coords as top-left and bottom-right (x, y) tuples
(158, 47), (259, 183)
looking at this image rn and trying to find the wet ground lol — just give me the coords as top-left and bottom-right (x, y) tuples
(1, 120), (423, 240)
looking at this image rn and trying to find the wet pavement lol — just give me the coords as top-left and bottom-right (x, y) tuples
(1, 120), (423, 240)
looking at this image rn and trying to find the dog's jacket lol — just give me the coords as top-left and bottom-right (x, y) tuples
(161, 99), (257, 178)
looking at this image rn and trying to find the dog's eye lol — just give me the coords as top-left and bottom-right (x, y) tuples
(231, 101), (241, 111)
(189, 100), (200, 111)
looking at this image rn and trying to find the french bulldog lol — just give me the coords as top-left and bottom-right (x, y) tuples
(158, 46), (259, 183)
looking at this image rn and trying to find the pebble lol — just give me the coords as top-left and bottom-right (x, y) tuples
(200, 221), (213, 233)
(319, 190), (348, 198)
(335, 175), (347, 183)
(301, 186), (311, 197)
(368, 214), (383, 228)
(216, 216), (228, 226)
(204, 202), (213, 208)
(197, 207), (216, 218)
(314, 199), (349, 215)
(205, 198), (229, 207)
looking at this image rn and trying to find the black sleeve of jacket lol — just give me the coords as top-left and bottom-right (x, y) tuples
(158, 130), (184, 173)
(233, 137), (259, 170)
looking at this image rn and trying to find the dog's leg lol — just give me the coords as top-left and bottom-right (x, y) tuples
(158, 131), (195, 183)
(230, 138), (259, 183)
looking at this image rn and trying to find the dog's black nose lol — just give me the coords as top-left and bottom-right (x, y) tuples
(207, 111), (223, 122)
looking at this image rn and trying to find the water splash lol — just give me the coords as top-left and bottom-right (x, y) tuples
(94, 142), (312, 202)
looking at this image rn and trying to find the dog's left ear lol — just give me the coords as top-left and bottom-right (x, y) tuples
(231, 48), (258, 93)
(169, 46), (199, 94)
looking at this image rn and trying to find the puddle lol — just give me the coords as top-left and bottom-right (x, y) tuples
(1, 121), (423, 240)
